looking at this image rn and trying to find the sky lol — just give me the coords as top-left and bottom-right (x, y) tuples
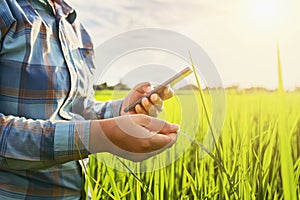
(67, 0), (300, 90)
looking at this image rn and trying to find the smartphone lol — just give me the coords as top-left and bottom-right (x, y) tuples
(123, 67), (193, 112)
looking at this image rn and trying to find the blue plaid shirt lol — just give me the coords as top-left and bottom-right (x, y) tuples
(0, 0), (122, 199)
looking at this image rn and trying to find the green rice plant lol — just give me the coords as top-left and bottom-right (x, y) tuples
(276, 43), (297, 200)
(189, 52), (237, 197)
(84, 47), (300, 199)
(85, 89), (300, 200)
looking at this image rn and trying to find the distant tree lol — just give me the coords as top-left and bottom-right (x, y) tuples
(226, 84), (239, 91)
(114, 82), (130, 90)
(177, 84), (199, 90)
(93, 83), (114, 90)
(93, 82), (130, 90)
(243, 87), (270, 93)
(294, 86), (300, 92)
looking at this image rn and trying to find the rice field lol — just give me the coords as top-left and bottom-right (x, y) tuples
(83, 89), (300, 200)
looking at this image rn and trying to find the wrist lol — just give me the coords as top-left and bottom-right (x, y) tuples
(89, 119), (114, 153)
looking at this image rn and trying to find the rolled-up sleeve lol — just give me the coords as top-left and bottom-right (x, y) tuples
(95, 99), (123, 119)
(0, 113), (90, 170)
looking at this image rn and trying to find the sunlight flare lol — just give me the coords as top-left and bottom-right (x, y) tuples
(242, 0), (285, 30)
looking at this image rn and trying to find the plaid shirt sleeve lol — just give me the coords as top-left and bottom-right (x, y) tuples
(0, 113), (90, 170)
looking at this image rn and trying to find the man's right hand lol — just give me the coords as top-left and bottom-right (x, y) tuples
(89, 115), (179, 162)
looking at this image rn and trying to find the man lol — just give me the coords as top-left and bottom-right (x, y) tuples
(0, 0), (179, 199)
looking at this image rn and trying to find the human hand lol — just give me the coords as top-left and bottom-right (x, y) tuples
(120, 82), (174, 117)
(89, 114), (179, 161)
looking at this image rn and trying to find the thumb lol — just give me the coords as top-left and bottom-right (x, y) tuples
(139, 115), (180, 134)
(133, 82), (152, 94)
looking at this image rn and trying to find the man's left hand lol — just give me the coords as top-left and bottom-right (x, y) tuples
(120, 82), (174, 117)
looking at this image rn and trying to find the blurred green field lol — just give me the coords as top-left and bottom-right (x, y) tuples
(84, 90), (300, 200)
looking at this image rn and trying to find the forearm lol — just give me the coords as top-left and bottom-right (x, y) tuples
(0, 113), (90, 170)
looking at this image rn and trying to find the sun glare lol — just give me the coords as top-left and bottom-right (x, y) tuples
(245, 0), (283, 26)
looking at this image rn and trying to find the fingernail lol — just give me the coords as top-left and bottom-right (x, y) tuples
(164, 87), (169, 94)
(152, 94), (158, 101)
(171, 124), (180, 131)
(144, 86), (152, 93)
(142, 97), (149, 106)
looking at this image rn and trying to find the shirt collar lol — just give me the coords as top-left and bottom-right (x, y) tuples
(53, 0), (74, 18)
(35, 0), (76, 23)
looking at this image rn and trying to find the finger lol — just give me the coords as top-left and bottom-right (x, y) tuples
(125, 82), (151, 105)
(166, 133), (178, 147)
(158, 122), (180, 134)
(139, 116), (180, 134)
(133, 82), (152, 94)
(150, 93), (163, 111)
(156, 85), (174, 100)
(162, 86), (174, 100)
(128, 110), (137, 115)
(148, 133), (178, 151)
(141, 98), (158, 117)
(121, 82), (152, 115)
(112, 133), (178, 161)
(141, 97), (151, 111)
(135, 104), (148, 115)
